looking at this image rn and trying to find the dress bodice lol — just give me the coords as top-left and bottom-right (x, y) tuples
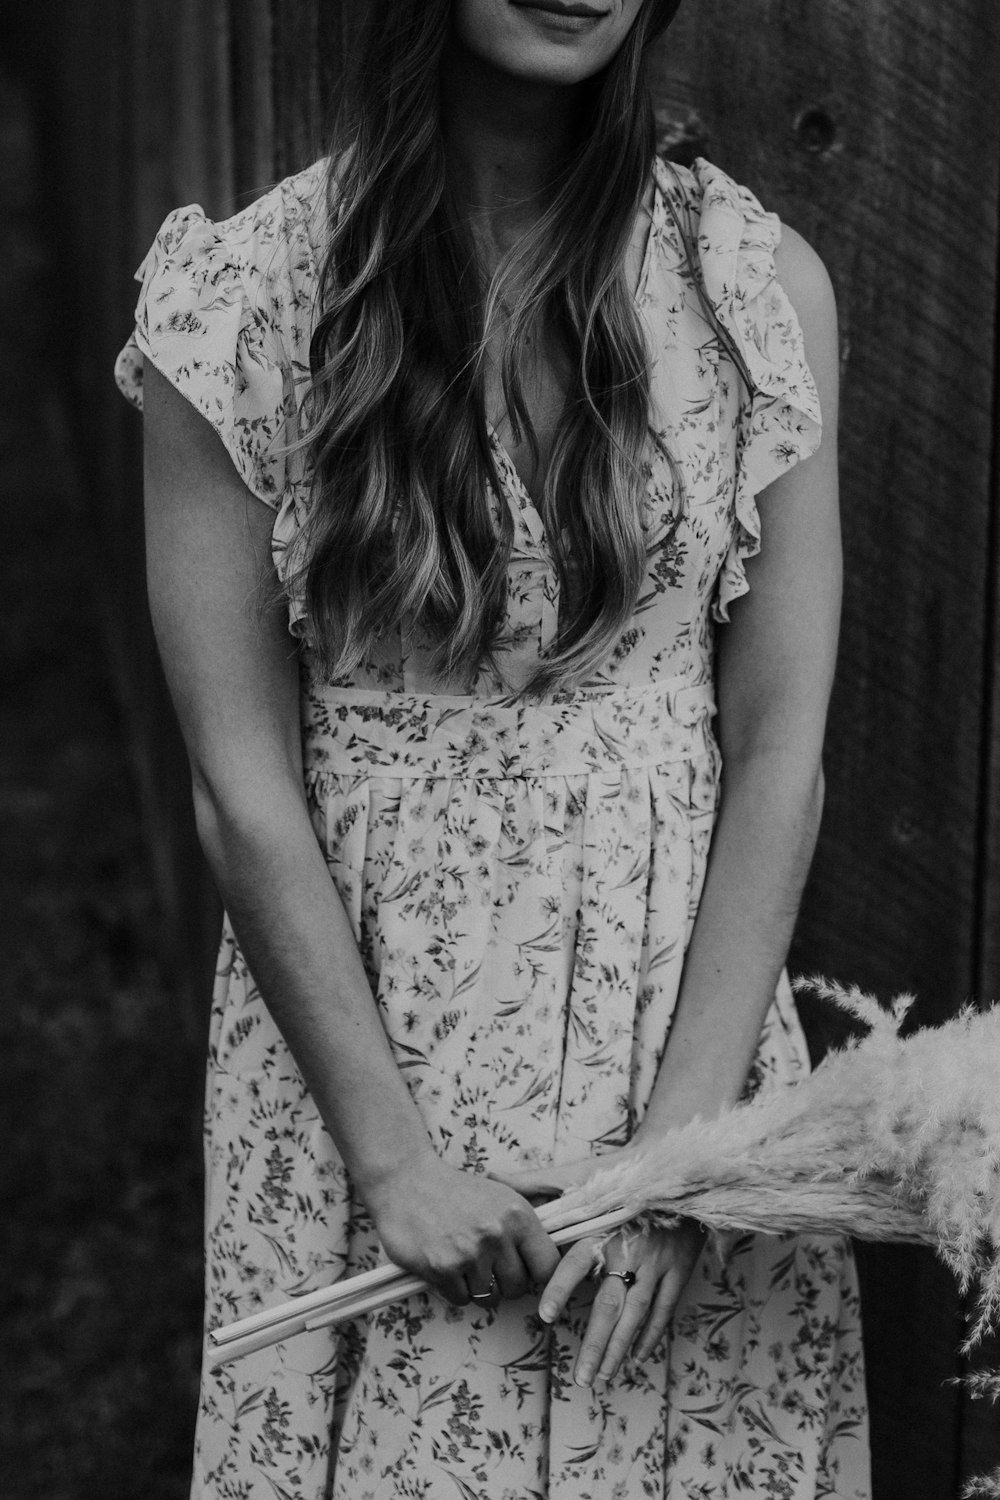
(114, 155), (821, 702)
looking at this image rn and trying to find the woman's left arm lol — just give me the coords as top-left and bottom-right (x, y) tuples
(636, 222), (841, 1136)
(499, 226), (842, 1384)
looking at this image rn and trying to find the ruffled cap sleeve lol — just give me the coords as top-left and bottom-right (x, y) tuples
(691, 160), (823, 621)
(114, 205), (291, 507)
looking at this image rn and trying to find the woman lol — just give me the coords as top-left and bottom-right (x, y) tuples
(115, 1), (870, 1496)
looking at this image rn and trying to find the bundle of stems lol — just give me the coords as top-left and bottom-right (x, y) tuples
(207, 1205), (638, 1366)
(208, 979), (1000, 1371)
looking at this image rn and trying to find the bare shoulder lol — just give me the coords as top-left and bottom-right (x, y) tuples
(774, 224), (837, 332)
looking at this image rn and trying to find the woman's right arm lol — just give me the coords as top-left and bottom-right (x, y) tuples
(142, 360), (559, 1303)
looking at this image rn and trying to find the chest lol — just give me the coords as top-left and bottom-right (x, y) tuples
(482, 181), (656, 510)
(483, 330), (571, 509)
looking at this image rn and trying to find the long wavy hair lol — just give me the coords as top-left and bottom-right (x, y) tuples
(296, 0), (686, 698)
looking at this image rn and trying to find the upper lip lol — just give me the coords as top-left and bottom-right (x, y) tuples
(512, 1), (609, 14)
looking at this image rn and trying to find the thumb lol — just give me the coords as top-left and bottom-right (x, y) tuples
(486, 1166), (568, 1203)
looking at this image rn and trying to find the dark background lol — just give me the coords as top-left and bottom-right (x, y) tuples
(2, 1), (998, 1496)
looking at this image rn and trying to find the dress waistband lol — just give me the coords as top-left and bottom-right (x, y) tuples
(302, 675), (717, 781)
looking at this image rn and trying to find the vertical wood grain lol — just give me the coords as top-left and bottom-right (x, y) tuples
(654, 3), (1000, 1495)
(655, 0), (1000, 1009)
(172, 0), (234, 212)
(974, 224), (1000, 1014)
(270, 0), (325, 180)
(964, 195), (1000, 1491)
(228, 0), (277, 202)
(317, 0), (356, 126)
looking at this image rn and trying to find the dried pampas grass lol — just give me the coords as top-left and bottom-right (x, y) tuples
(209, 979), (1000, 1395)
(962, 1371), (1000, 1405)
(962, 1470), (1000, 1499)
(547, 978), (1000, 1348)
(955, 1372), (1000, 1497)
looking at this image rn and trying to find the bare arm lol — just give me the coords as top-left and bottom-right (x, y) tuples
(142, 359), (558, 1301)
(510, 226), (843, 1382)
(637, 224), (842, 1136)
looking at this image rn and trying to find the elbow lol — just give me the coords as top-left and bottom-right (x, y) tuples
(188, 757), (308, 879)
(191, 773), (225, 865)
(807, 761), (826, 841)
(190, 762), (237, 825)
(790, 758), (826, 853)
(793, 762), (826, 879)
(720, 744), (827, 843)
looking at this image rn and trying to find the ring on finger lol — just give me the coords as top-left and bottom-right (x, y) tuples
(469, 1275), (498, 1302)
(602, 1269), (637, 1291)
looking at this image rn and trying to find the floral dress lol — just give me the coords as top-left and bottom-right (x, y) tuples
(115, 155), (871, 1500)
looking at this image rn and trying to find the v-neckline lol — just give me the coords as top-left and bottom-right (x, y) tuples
(486, 162), (665, 536)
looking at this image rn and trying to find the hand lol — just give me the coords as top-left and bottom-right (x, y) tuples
(537, 1219), (706, 1387)
(494, 1151), (706, 1383)
(362, 1150), (561, 1307)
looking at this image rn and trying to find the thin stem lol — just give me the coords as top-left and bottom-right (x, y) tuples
(207, 1206), (640, 1368)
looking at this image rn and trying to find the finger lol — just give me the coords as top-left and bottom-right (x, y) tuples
(486, 1169), (565, 1203)
(493, 1242), (531, 1301)
(592, 1273), (657, 1382)
(465, 1253), (498, 1305)
(535, 1237), (598, 1322)
(574, 1272), (629, 1386)
(431, 1250), (491, 1308)
(516, 1215), (563, 1291)
(432, 1270), (471, 1307)
(633, 1268), (685, 1362)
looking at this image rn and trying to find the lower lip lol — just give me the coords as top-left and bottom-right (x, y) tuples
(510, 2), (608, 24)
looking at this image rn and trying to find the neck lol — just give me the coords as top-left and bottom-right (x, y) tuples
(440, 39), (588, 248)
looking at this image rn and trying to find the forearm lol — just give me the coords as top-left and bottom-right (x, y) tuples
(195, 774), (435, 1198)
(636, 749), (823, 1140)
(633, 225), (840, 1145)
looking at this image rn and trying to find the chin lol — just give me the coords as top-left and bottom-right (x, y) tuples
(452, 0), (628, 87)
(501, 48), (609, 87)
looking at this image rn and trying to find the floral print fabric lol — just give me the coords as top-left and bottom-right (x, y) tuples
(115, 155), (870, 1499)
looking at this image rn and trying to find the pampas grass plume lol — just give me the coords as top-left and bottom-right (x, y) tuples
(962, 1471), (1000, 1500)
(545, 979), (1000, 1350)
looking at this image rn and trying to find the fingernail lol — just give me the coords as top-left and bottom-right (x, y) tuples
(575, 1367), (593, 1387)
(593, 1376), (608, 1392)
(539, 1303), (556, 1323)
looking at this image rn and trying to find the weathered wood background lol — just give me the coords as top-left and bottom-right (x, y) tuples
(25, 0), (1000, 1493)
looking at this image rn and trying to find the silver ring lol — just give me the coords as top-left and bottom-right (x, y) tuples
(603, 1269), (637, 1290)
(470, 1276), (497, 1301)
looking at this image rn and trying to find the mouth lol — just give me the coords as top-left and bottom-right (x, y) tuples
(510, 1), (610, 17)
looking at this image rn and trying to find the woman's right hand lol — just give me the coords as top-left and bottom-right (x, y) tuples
(363, 1150), (561, 1306)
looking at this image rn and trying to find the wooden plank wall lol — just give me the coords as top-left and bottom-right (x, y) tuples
(651, 2), (1000, 1494)
(26, 0), (1000, 1492)
(653, 5), (1000, 1494)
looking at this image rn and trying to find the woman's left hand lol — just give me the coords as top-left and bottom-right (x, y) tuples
(539, 1219), (705, 1385)
(491, 1155), (706, 1386)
